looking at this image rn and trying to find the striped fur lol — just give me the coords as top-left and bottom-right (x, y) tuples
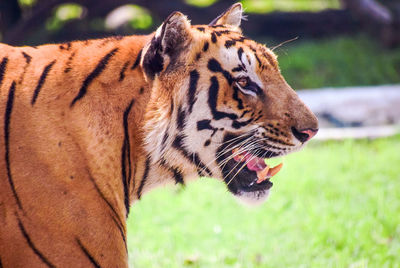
(0, 3), (317, 267)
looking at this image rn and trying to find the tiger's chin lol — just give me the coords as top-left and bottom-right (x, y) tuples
(235, 189), (271, 206)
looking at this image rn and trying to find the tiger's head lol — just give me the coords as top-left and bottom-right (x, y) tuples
(141, 3), (318, 204)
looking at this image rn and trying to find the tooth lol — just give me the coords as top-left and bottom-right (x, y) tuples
(232, 148), (245, 162)
(256, 166), (270, 183)
(268, 163), (283, 178)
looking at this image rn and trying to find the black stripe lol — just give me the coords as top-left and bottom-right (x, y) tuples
(19, 53), (32, 84)
(232, 66), (244, 72)
(262, 50), (278, 69)
(196, 27), (205, 32)
(0, 256), (2, 268)
(171, 167), (184, 185)
(170, 99), (174, 115)
(4, 82), (23, 209)
(137, 157), (150, 199)
(131, 49), (142, 70)
(110, 213), (127, 252)
(211, 32), (217, 43)
(161, 130), (169, 153)
(31, 60), (56, 106)
(0, 57), (8, 87)
(254, 53), (262, 67)
(197, 119), (213, 131)
(76, 238), (101, 268)
(203, 42), (209, 52)
(237, 47), (244, 62)
(59, 42), (72, 50)
(176, 105), (186, 130)
(208, 76), (238, 120)
(197, 119), (218, 137)
(172, 135), (212, 177)
(21, 52), (32, 64)
(225, 40), (236, 48)
(264, 136), (293, 146)
(119, 61), (130, 82)
(239, 110), (250, 118)
(121, 99), (134, 216)
(87, 175), (125, 238)
(232, 118), (253, 129)
(17, 217), (56, 268)
(70, 48), (118, 107)
(195, 52), (201, 61)
(64, 52), (76, 73)
(207, 58), (233, 84)
(159, 159), (185, 185)
(232, 85), (244, 109)
(187, 70), (199, 114)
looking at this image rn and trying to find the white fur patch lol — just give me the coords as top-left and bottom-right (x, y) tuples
(235, 189), (271, 206)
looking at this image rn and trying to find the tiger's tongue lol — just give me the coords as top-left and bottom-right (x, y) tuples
(233, 150), (267, 171)
(246, 157), (267, 171)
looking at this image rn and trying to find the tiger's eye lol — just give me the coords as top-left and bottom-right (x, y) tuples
(237, 77), (249, 88)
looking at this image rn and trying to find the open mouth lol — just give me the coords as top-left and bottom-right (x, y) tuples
(232, 148), (283, 185)
(216, 134), (284, 197)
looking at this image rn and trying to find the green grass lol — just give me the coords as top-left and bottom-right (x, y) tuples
(273, 35), (400, 89)
(127, 136), (400, 267)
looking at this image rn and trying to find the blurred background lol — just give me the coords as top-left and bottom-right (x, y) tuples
(1, 0), (399, 267)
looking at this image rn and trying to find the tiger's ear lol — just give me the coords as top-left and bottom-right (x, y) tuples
(142, 12), (191, 80)
(209, 3), (243, 27)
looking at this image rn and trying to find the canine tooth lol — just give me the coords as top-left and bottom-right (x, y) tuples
(268, 163), (283, 178)
(256, 166), (270, 183)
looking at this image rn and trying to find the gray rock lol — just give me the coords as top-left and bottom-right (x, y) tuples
(298, 85), (400, 128)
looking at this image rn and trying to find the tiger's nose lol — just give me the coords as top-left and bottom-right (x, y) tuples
(291, 127), (318, 143)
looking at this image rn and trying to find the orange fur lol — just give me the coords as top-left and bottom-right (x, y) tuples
(0, 36), (152, 267)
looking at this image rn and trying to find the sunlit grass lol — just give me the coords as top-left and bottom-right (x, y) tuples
(127, 136), (400, 267)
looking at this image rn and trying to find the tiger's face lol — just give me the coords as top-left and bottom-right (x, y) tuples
(142, 3), (318, 204)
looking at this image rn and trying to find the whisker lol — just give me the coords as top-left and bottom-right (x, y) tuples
(226, 149), (261, 186)
(198, 136), (254, 175)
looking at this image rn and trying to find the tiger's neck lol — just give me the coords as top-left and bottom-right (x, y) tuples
(66, 36), (202, 209)
(59, 36), (199, 212)
(51, 35), (160, 216)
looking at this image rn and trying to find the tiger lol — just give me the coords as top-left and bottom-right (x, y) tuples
(0, 3), (318, 267)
